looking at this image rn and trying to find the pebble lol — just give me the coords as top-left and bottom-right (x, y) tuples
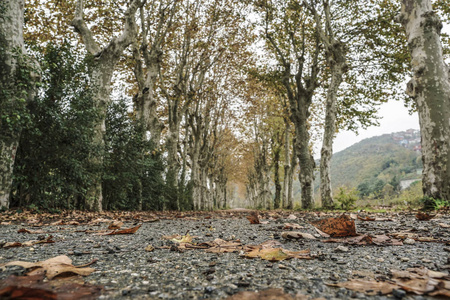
(335, 246), (349, 252)
(400, 257), (410, 262)
(403, 238), (415, 245)
(392, 289), (406, 299)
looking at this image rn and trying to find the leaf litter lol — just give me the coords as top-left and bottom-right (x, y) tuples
(1, 209), (450, 298)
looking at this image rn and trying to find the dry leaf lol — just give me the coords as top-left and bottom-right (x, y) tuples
(0, 255), (95, 280)
(416, 211), (436, 221)
(323, 234), (402, 246)
(281, 232), (316, 240)
(283, 223), (303, 230)
(145, 245), (155, 252)
(108, 220), (124, 230)
(0, 274), (102, 300)
(172, 233), (193, 243)
(3, 235), (55, 248)
(247, 212), (260, 224)
(98, 224), (141, 235)
(225, 288), (309, 300)
(327, 279), (398, 295)
(203, 239), (244, 253)
(439, 223), (450, 228)
(311, 214), (357, 237)
(287, 214), (297, 220)
(357, 216), (375, 221)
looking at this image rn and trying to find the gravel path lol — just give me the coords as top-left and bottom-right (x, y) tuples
(0, 211), (449, 299)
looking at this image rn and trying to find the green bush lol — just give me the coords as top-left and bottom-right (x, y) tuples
(335, 186), (358, 210)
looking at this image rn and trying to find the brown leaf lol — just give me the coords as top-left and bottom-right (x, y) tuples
(391, 267), (450, 295)
(247, 211), (260, 224)
(281, 232), (316, 240)
(108, 220), (124, 230)
(203, 239), (244, 253)
(0, 274), (102, 300)
(327, 279), (398, 295)
(416, 211), (436, 221)
(0, 255), (95, 280)
(225, 288), (309, 300)
(283, 223), (303, 230)
(323, 234), (402, 246)
(357, 216), (375, 221)
(101, 224), (141, 235)
(145, 245), (155, 252)
(311, 214), (357, 237)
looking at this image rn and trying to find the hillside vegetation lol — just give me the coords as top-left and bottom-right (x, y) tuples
(324, 130), (422, 199)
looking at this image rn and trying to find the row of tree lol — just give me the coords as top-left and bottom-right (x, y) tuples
(0, 0), (449, 211)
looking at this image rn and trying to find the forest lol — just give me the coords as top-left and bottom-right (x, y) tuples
(1, 0), (450, 212)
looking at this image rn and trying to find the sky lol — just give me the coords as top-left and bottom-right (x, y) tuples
(333, 100), (419, 153)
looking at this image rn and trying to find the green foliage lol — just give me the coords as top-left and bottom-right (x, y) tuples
(11, 42), (98, 209)
(103, 99), (165, 210)
(420, 196), (450, 211)
(335, 186), (358, 210)
(0, 43), (36, 141)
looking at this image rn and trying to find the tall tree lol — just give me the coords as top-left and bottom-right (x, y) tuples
(0, 0), (38, 208)
(71, 0), (145, 211)
(304, 0), (348, 208)
(398, 0), (450, 201)
(261, 1), (320, 209)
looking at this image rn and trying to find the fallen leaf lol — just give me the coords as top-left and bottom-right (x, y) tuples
(391, 267), (450, 296)
(172, 233), (193, 243)
(311, 214), (357, 237)
(287, 214), (297, 220)
(283, 223), (303, 230)
(281, 232), (316, 240)
(203, 239), (244, 253)
(327, 279), (398, 295)
(439, 223), (450, 228)
(323, 234), (402, 246)
(0, 274), (102, 300)
(0, 255), (96, 280)
(416, 211), (436, 221)
(314, 227), (330, 238)
(244, 240), (313, 261)
(225, 288), (309, 300)
(97, 224), (141, 235)
(247, 211), (260, 224)
(357, 216), (375, 221)
(3, 235), (55, 248)
(108, 220), (124, 230)
(145, 245), (155, 252)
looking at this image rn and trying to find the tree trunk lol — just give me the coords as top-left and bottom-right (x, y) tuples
(0, 0), (37, 208)
(398, 0), (450, 201)
(166, 121), (181, 210)
(71, 0), (143, 211)
(294, 95), (315, 209)
(320, 41), (347, 208)
(273, 147), (281, 209)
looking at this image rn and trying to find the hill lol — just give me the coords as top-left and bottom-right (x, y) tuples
(319, 129), (422, 197)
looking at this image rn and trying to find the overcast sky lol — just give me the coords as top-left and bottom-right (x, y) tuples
(333, 100), (419, 154)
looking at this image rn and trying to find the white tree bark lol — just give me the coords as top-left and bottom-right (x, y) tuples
(71, 0), (144, 211)
(398, 0), (450, 201)
(0, 0), (37, 208)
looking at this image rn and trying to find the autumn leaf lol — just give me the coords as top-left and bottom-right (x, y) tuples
(283, 223), (303, 230)
(108, 220), (124, 230)
(310, 214), (357, 237)
(99, 224), (141, 235)
(0, 274), (102, 300)
(172, 233), (193, 243)
(145, 245), (155, 252)
(247, 211), (260, 224)
(281, 232), (316, 240)
(323, 234), (403, 246)
(416, 211), (436, 221)
(0, 255), (96, 280)
(225, 288), (309, 300)
(327, 279), (398, 295)
(357, 215), (375, 221)
(3, 235), (55, 248)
